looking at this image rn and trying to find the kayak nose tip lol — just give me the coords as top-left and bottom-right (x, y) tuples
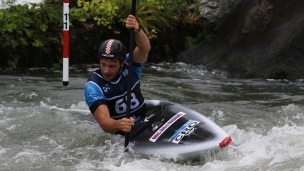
(219, 136), (232, 148)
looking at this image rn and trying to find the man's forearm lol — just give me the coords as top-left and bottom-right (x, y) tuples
(133, 29), (151, 63)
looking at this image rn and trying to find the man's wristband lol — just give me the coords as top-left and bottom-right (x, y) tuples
(134, 25), (141, 33)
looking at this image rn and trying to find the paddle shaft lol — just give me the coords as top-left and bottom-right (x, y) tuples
(125, 0), (137, 151)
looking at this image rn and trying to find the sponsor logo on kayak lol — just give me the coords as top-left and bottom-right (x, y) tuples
(168, 120), (199, 144)
(149, 112), (186, 142)
(144, 114), (155, 122)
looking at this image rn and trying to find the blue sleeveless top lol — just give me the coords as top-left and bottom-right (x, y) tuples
(84, 54), (146, 120)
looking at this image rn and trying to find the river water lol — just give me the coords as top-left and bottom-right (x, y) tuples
(0, 63), (304, 171)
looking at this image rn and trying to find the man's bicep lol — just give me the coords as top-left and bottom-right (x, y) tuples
(89, 99), (106, 115)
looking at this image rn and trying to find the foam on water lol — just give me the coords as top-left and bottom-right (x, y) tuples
(218, 108), (304, 170)
(1, 96), (304, 170)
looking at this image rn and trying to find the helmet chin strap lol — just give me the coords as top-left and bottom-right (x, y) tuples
(118, 64), (123, 75)
(113, 63), (124, 80)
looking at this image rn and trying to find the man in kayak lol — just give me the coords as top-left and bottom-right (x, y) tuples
(84, 15), (151, 136)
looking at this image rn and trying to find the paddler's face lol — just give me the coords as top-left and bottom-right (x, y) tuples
(100, 58), (124, 82)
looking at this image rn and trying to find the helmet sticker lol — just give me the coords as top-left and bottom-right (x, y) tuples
(105, 39), (114, 54)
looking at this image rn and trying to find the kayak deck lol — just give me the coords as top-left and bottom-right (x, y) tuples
(130, 100), (232, 160)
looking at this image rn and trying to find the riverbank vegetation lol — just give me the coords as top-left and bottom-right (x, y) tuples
(0, 0), (213, 70)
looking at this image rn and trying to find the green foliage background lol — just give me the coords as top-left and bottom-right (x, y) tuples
(0, 0), (212, 70)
